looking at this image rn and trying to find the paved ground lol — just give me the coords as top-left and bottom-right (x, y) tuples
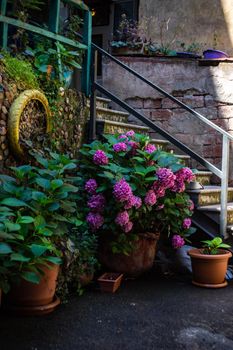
(1, 270), (233, 350)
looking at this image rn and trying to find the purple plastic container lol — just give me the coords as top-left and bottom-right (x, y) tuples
(203, 49), (229, 59)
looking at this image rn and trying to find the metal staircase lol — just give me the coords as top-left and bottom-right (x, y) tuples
(88, 45), (233, 240)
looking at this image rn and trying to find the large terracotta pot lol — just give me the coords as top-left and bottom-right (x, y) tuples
(99, 232), (160, 277)
(5, 264), (60, 315)
(188, 248), (232, 288)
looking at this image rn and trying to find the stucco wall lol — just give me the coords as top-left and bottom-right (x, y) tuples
(102, 57), (233, 183)
(139, 0), (233, 55)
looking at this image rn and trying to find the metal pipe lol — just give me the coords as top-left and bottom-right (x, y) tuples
(89, 50), (98, 141)
(220, 135), (230, 238)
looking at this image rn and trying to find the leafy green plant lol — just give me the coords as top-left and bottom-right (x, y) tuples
(0, 151), (80, 293)
(78, 132), (196, 255)
(202, 237), (230, 255)
(3, 54), (39, 89)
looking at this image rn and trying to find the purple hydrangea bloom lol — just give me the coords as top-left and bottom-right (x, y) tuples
(86, 212), (104, 231)
(176, 167), (195, 183)
(123, 221), (133, 233)
(118, 134), (128, 140)
(153, 183), (166, 198)
(113, 179), (133, 202)
(124, 195), (142, 209)
(172, 179), (185, 193)
(172, 235), (185, 249)
(115, 211), (130, 227)
(126, 130), (135, 138)
(183, 218), (192, 229)
(87, 194), (105, 212)
(85, 179), (97, 194)
(145, 144), (157, 154)
(156, 168), (176, 189)
(93, 150), (109, 165)
(113, 142), (128, 153)
(144, 190), (157, 206)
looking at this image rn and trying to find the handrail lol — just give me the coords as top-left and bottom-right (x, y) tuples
(89, 45), (232, 238)
(92, 43), (233, 141)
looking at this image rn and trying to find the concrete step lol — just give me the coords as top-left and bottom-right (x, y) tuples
(198, 202), (233, 225)
(173, 154), (190, 166)
(87, 96), (111, 109)
(96, 120), (149, 136)
(94, 107), (129, 123)
(187, 185), (233, 206)
(193, 171), (212, 185)
(151, 138), (170, 150)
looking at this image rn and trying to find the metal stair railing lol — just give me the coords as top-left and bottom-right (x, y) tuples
(89, 45), (233, 239)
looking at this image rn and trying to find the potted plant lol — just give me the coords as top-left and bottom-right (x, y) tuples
(98, 272), (123, 293)
(78, 132), (196, 276)
(0, 151), (80, 314)
(188, 237), (232, 288)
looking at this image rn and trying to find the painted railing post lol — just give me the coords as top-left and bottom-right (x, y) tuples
(89, 49), (97, 141)
(81, 10), (92, 96)
(220, 134), (230, 238)
(0, 0), (8, 49)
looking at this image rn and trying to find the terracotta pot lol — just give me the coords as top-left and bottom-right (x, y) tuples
(7, 263), (60, 306)
(188, 248), (232, 288)
(99, 232), (160, 277)
(98, 272), (123, 293)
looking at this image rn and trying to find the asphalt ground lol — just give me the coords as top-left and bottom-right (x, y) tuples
(1, 270), (233, 350)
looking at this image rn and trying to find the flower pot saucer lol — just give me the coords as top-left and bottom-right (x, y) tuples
(192, 280), (228, 288)
(3, 295), (60, 316)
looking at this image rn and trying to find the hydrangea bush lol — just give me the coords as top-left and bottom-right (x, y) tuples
(78, 132), (196, 254)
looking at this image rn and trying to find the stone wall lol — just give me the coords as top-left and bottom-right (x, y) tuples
(102, 56), (233, 183)
(139, 0), (233, 55)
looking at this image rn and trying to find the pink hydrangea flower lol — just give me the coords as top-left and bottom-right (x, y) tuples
(172, 179), (185, 193)
(113, 142), (127, 153)
(156, 168), (176, 189)
(126, 130), (135, 138)
(144, 190), (157, 206)
(113, 179), (133, 202)
(86, 212), (104, 231)
(176, 168), (195, 183)
(87, 194), (105, 212)
(172, 235), (185, 249)
(145, 144), (157, 154)
(183, 218), (192, 229)
(123, 221), (133, 233)
(124, 195), (142, 209)
(118, 134), (128, 140)
(153, 183), (166, 198)
(85, 179), (97, 194)
(115, 211), (130, 227)
(93, 150), (109, 165)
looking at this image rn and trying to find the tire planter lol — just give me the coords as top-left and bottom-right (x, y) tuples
(8, 90), (51, 158)
(188, 248), (232, 288)
(99, 232), (160, 277)
(4, 264), (60, 315)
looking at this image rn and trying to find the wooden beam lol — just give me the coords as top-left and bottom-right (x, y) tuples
(0, 15), (88, 50)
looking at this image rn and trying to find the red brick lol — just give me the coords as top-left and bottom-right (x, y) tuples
(204, 95), (218, 107)
(162, 98), (180, 109)
(218, 105), (233, 119)
(125, 98), (143, 109)
(150, 109), (172, 121)
(143, 98), (162, 109)
(181, 95), (204, 108)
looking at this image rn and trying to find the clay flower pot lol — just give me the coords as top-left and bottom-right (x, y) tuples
(98, 273), (123, 293)
(188, 248), (232, 288)
(99, 232), (160, 277)
(4, 264), (60, 315)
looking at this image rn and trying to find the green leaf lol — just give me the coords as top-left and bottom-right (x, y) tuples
(10, 253), (30, 262)
(45, 256), (62, 265)
(5, 221), (21, 232)
(30, 244), (48, 257)
(51, 179), (63, 190)
(18, 216), (34, 224)
(47, 202), (60, 212)
(21, 271), (40, 284)
(35, 177), (51, 190)
(1, 198), (28, 207)
(32, 191), (47, 201)
(0, 243), (12, 254)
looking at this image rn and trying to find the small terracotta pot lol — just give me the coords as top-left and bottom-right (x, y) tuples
(188, 248), (232, 288)
(98, 273), (123, 293)
(99, 232), (160, 277)
(6, 263), (60, 307)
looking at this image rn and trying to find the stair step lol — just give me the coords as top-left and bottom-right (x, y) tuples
(96, 120), (149, 136)
(87, 96), (111, 109)
(187, 185), (233, 206)
(193, 171), (212, 185)
(173, 154), (190, 166)
(151, 138), (170, 150)
(94, 107), (129, 123)
(198, 202), (233, 225)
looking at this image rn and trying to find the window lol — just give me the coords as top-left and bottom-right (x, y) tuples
(113, 0), (139, 33)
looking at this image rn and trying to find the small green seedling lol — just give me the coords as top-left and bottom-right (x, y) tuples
(202, 237), (231, 255)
